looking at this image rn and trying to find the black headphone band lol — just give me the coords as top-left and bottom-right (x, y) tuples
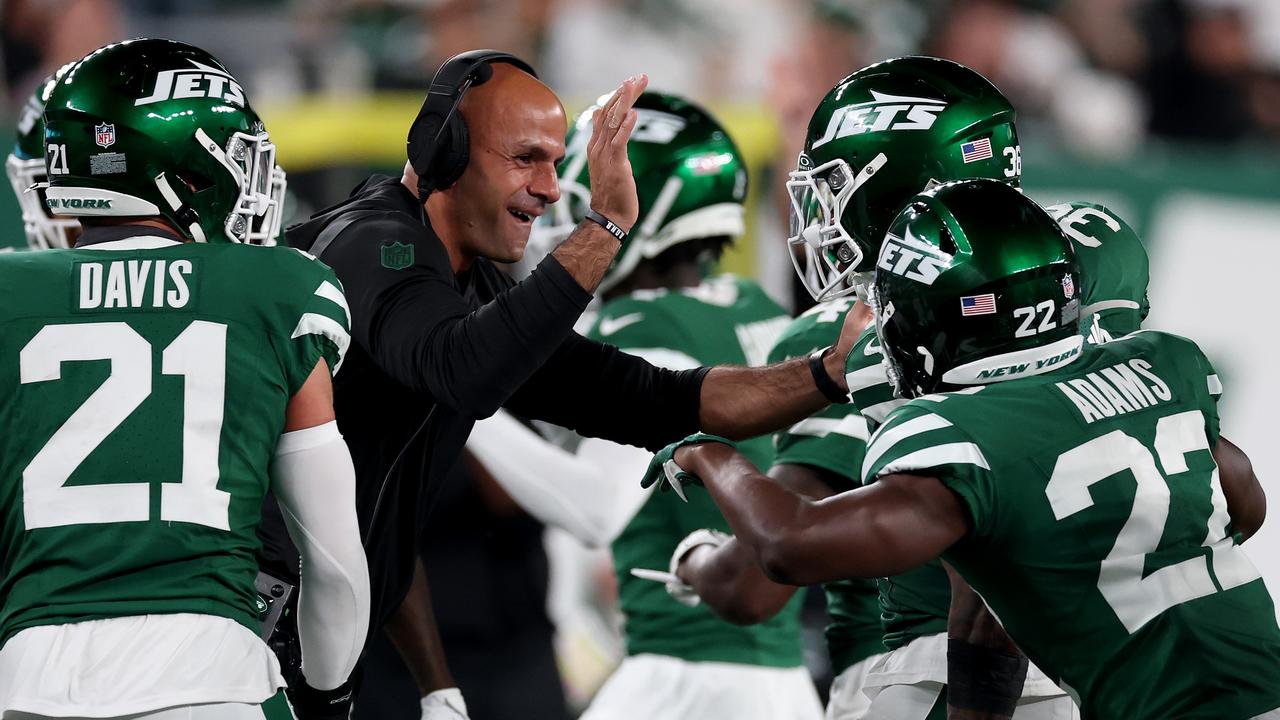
(408, 49), (537, 198)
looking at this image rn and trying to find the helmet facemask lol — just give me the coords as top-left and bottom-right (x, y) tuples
(5, 154), (80, 249)
(193, 128), (286, 245)
(786, 152), (887, 302)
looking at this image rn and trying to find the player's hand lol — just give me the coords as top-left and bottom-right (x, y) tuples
(631, 527), (730, 607)
(286, 676), (355, 720)
(640, 433), (735, 500)
(587, 74), (649, 232)
(420, 688), (469, 720)
(837, 300), (875, 386)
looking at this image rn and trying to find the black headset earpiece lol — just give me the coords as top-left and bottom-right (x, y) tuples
(406, 49), (537, 200)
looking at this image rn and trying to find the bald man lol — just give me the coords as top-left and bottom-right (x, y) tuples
(269, 53), (864, 718)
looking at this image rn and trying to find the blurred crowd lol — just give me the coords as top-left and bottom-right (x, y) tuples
(6, 0), (1280, 158)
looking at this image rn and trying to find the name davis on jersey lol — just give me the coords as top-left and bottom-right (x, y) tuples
(811, 91), (947, 149)
(77, 259), (195, 310)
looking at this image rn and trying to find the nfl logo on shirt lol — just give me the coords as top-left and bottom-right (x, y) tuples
(94, 123), (116, 148)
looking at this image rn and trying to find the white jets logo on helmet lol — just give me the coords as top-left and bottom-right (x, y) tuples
(811, 91), (947, 149)
(135, 61), (245, 107)
(878, 226), (950, 285)
(630, 110), (687, 144)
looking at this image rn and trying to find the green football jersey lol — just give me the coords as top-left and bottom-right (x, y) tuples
(768, 298), (884, 673)
(1046, 200), (1150, 341)
(863, 331), (1280, 719)
(0, 238), (349, 644)
(847, 199), (1156, 651)
(589, 274), (804, 666)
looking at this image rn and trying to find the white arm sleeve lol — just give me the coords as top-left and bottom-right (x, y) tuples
(270, 421), (371, 691)
(466, 410), (653, 548)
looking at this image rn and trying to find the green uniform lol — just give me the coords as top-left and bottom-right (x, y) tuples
(862, 331), (1280, 719)
(849, 199), (1156, 651)
(0, 239), (349, 644)
(768, 298), (885, 673)
(588, 275), (803, 666)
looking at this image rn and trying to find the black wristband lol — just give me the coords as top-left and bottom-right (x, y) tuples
(585, 208), (627, 242)
(808, 345), (849, 404)
(947, 638), (1029, 716)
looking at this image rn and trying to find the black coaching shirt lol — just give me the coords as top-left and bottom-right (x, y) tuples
(264, 175), (708, 640)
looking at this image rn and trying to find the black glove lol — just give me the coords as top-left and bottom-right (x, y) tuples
(287, 676), (356, 720)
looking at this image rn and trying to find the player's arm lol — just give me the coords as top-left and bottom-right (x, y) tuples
(945, 563), (1027, 720)
(466, 410), (653, 548)
(385, 559), (470, 719)
(676, 463), (837, 624)
(675, 442), (968, 585)
(1215, 434), (1265, 541)
(271, 359), (371, 691)
(696, 302), (873, 439)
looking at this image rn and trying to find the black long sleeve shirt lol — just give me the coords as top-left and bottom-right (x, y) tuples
(268, 175), (707, 635)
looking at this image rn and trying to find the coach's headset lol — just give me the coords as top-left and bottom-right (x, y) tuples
(406, 49), (538, 199)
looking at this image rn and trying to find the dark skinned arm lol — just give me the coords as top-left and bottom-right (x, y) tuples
(1215, 434), (1265, 541)
(677, 463), (838, 624)
(674, 442), (969, 586)
(696, 302), (872, 439)
(945, 563), (1027, 720)
(385, 558), (455, 697)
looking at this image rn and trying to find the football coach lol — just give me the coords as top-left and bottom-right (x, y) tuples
(265, 50), (865, 718)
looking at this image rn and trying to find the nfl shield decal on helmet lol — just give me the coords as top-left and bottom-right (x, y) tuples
(1062, 274), (1074, 298)
(381, 241), (414, 270)
(94, 123), (116, 148)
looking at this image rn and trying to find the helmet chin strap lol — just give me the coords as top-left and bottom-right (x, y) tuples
(154, 172), (206, 243)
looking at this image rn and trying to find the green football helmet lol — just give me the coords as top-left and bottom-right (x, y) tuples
(42, 38), (285, 245)
(535, 91), (748, 294)
(788, 56), (1020, 301)
(5, 64), (79, 249)
(873, 179), (1082, 399)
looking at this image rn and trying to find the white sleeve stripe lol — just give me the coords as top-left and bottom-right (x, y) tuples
(624, 347), (702, 371)
(861, 397), (909, 424)
(845, 363), (887, 392)
(875, 442), (990, 478)
(861, 412), (952, 479)
(786, 415), (869, 440)
(293, 313), (351, 374)
(1207, 374), (1223, 396)
(314, 280), (351, 327)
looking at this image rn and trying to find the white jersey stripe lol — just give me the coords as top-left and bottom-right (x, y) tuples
(785, 415), (869, 441)
(861, 412), (952, 479)
(314, 280), (351, 327)
(293, 313), (351, 374)
(860, 398), (908, 425)
(1207, 374), (1223, 397)
(876, 442), (990, 478)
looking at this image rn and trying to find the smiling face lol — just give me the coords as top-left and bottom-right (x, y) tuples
(434, 64), (566, 267)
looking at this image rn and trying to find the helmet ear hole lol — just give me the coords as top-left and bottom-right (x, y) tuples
(175, 168), (214, 193)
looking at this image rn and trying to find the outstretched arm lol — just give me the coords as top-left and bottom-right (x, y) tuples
(674, 442), (968, 585)
(677, 463), (841, 624)
(696, 303), (873, 439)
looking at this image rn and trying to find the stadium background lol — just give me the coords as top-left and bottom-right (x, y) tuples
(4, 0), (1280, 710)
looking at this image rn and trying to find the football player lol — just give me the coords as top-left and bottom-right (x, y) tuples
(5, 63), (79, 249)
(464, 91), (824, 720)
(0, 39), (369, 719)
(680, 57), (1077, 719)
(646, 179), (1280, 720)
